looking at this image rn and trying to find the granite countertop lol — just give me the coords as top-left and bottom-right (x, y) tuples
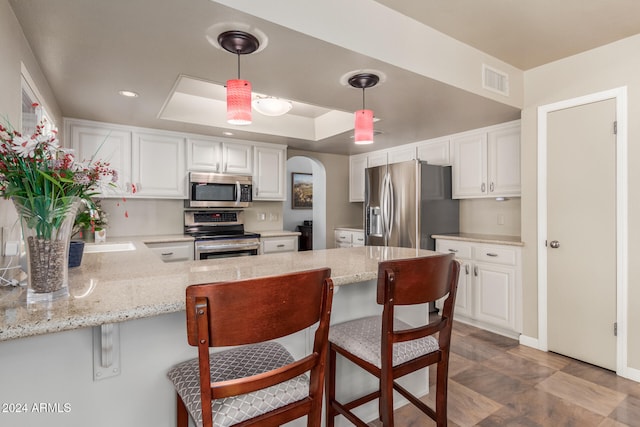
(432, 233), (524, 247)
(128, 234), (194, 243)
(335, 227), (364, 232)
(0, 243), (437, 342)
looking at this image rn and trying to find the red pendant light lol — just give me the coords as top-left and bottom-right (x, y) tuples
(348, 73), (379, 145)
(226, 79), (252, 125)
(218, 31), (259, 126)
(354, 109), (374, 144)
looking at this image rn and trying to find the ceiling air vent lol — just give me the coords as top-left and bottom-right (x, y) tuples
(482, 64), (509, 96)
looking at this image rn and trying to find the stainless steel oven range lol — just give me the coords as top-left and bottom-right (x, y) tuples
(184, 210), (260, 260)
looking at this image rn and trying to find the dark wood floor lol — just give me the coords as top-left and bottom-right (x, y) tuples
(369, 322), (640, 426)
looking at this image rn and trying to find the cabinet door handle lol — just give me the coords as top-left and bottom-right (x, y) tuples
(490, 182), (495, 192)
(474, 265), (478, 276)
(465, 264), (470, 275)
(486, 253), (498, 257)
(448, 248), (458, 253)
(276, 244), (285, 248)
(481, 182), (486, 192)
(161, 252), (174, 256)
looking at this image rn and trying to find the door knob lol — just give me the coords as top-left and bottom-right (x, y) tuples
(549, 240), (560, 248)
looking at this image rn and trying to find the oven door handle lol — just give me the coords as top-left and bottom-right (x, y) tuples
(197, 242), (260, 252)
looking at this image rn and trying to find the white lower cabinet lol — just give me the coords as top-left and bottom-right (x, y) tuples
(260, 235), (298, 254)
(334, 228), (364, 248)
(435, 238), (522, 338)
(144, 241), (193, 262)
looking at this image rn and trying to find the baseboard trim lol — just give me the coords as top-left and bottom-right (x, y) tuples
(519, 334), (539, 349)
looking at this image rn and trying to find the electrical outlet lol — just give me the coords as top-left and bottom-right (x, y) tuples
(269, 213), (279, 221)
(5, 241), (19, 257)
(257, 212), (266, 221)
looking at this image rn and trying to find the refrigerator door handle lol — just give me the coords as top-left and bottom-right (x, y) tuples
(387, 173), (394, 240)
(380, 173), (387, 238)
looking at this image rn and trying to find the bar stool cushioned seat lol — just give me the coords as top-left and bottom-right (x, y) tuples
(328, 317), (440, 368)
(167, 342), (309, 427)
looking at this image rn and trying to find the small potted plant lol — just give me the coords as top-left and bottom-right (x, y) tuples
(69, 199), (108, 267)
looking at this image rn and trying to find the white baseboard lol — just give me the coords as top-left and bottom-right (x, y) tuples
(518, 334), (539, 349)
(622, 366), (640, 383)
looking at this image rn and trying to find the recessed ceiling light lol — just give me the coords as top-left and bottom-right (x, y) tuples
(118, 90), (139, 98)
(222, 131), (234, 136)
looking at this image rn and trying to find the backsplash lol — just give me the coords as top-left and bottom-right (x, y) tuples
(459, 198), (521, 236)
(100, 199), (285, 237)
(99, 198), (184, 237)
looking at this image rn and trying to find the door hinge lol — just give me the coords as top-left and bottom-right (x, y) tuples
(614, 121), (618, 135)
(614, 322), (618, 336)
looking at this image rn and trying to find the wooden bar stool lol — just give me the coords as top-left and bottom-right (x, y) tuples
(326, 254), (460, 427)
(167, 268), (334, 427)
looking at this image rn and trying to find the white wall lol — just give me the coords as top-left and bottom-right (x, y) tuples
(459, 198), (521, 237)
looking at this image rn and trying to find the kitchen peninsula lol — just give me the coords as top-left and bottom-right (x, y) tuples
(0, 242), (438, 427)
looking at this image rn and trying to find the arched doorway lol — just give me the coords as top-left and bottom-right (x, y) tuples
(284, 156), (327, 250)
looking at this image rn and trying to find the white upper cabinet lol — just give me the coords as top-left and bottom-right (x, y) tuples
(186, 138), (253, 175)
(387, 145), (416, 164)
(452, 121), (520, 199)
(253, 144), (286, 201)
(487, 123), (521, 197)
(186, 137), (223, 173)
(132, 131), (186, 198)
(223, 142), (253, 175)
(416, 137), (450, 165)
(349, 154), (368, 202)
(452, 131), (488, 198)
(69, 121), (132, 197)
(366, 151), (387, 168)
(67, 119), (187, 198)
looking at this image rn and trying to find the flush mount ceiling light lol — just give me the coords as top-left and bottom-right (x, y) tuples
(118, 90), (139, 98)
(218, 30), (259, 125)
(348, 73), (379, 145)
(252, 96), (293, 117)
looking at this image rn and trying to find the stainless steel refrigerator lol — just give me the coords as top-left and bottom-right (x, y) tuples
(365, 160), (459, 250)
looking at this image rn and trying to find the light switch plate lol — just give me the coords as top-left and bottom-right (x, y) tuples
(4, 241), (19, 257)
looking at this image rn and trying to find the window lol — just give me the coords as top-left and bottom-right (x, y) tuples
(20, 64), (55, 135)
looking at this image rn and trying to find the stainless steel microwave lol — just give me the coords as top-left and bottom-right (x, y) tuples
(186, 172), (252, 208)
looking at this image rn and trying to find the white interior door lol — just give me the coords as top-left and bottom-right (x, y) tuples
(546, 98), (617, 370)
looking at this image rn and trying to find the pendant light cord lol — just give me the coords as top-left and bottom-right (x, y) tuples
(362, 88), (366, 110)
(236, 51), (241, 79)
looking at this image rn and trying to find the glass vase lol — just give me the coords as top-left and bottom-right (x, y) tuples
(12, 196), (83, 304)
